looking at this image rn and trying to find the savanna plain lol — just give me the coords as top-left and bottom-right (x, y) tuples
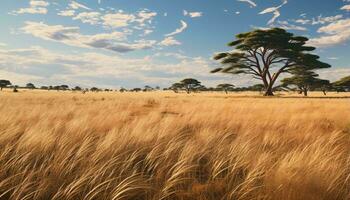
(0, 90), (349, 200)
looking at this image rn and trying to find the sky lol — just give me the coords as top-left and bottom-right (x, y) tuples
(0, 0), (349, 89)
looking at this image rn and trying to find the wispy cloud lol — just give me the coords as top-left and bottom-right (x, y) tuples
(237, 0), (257, 8)
(159, 37), (181, 46)
(183, 10), (203, 18)
(308, 18), (350, 47)
(69, 1), (91, 10)
(259, 0), (288, 24)
(165, 20), (188, 37)
(11, 0), (49, 15)
(21, 21), (156, 53)
(341, 4), (350, 11)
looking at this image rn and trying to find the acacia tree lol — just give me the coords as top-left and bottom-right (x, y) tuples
(281, 68), (329, 96)
(180, 78), (201, 94)
(26, 83), (36, 89)
(333, 76), (350, 91)
(0, 80), (11, 91)
(211, 28), (331, 96)
(170, 83), (184, 93)
(217, 84), (235, 94)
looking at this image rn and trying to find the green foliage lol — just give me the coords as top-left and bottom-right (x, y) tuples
(0, 80), (11, 90)
(180, 78), (202, 94)
(212, 28), (331, 96)
(333, 76), (350, 88)
(281, 68), (330, 96)
(26, 83), (36, 89)
(217, 84), (235, 93)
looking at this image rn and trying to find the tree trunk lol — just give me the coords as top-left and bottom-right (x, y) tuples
(225, 89), (228, 94)
(264, 85), (274, 96)
(303, 88), (308, 97)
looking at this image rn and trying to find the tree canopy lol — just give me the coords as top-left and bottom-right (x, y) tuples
(333, 76), (350, 89)
(0, 80), (11, 90)
(211, 28), (331, 96)
(217, 84), (235, 94)
(281, 68), (329, 96)
(26, 83), (36, 89)
(180, 78), (202, 94)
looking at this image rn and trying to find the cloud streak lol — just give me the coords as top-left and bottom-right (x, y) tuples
(237, 0), (257, 8)
(165, 20), (188, 37)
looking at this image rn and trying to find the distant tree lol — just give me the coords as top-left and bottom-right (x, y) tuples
(155, 86), (161, 90)
(60, 85), (69, 91)
(26, 83), (36, 89)
(119, 87), (127, 92)
(90, 87), (99, 92)
(131, 88), (142, 92)
(73, 86), (82, 91)
(195, 85), (207, 92)
(248, 84), (265, 92)
(144, 85), (153, 92)
(53, 86), (61, 91)
(0, 80), (11, 91)
(217, 84), (235, 94)
(41, 86), (49, 90)
(211, 28), (331, 96)
(170, 83), (184, 93)
(333, 75), (350, 92)
(281, 68), (329, 96)
(180, 78), (201, 94)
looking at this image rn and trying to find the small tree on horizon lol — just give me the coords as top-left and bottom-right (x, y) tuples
(281, 68), (329, 96)
(211, 28), (331, 96)
(217, 84), (235, 94)
(170, 83), (184, 93)
(26, 83), (36, 89)
(180, 78), (201, 94)
(333, 75), (350, 92)
(0, 80), (11, 91)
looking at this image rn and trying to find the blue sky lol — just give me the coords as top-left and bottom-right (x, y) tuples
(0, 0), (349, 88)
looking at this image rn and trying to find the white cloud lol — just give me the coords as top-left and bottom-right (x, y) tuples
(294, 15), (343, 25)
(21, 21), (156, 53)
(11, 0), (49, 15)
(69, 1), (91, 10)
(159, 37), (181, 46)
(165, 20), (188, 37)
(341, 4), (350, 11)
(275, 21), (307, 31)
(259, 0), (288, 24)
(311, 15), (343, 25)
(73, 12), (101, 25)
(58, 10), (75, 17)
(237, 0), (257, 8)
(308, 18), (350, 47)
(184, 10), (203, 18)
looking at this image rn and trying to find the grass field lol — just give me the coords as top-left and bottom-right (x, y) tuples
(0, 90), (349, 200)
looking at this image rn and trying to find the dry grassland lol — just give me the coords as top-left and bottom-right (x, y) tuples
(0, 90), (349, 200)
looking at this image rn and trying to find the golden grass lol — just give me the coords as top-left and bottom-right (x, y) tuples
(0, 90), (349, 200)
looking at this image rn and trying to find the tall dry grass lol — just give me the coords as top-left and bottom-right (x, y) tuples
(0, 90), (349, 200)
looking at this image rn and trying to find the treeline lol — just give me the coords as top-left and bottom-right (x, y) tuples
(165, 77), (350, 95)
(1, 75), (349, 96)
(0, 81), (163, 93)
